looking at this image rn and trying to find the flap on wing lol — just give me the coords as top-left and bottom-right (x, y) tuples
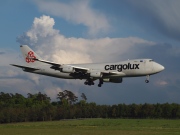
(70, 65), (89, 72)
(10, 64), (40, 71)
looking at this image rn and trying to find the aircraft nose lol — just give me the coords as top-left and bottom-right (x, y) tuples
(154, 62), (165, 73)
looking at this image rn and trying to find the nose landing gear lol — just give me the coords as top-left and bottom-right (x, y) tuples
(145, 75), (149, 83)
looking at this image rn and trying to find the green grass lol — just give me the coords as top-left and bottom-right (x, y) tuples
(0, 119), (180, 135)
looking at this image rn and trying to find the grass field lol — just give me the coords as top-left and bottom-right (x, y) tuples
(0, 119), (180, 135)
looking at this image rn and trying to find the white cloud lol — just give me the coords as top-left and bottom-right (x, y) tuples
(0, 50), (21, 65)
(27, 74), (40, 85)
(155, 80), (168, 86)
(17, 15), (155, 65)
(44, 86), (63, 101)
(17, 15), (59, 45)
(0, 49), (24, 77)
(35, 0), (110, 36)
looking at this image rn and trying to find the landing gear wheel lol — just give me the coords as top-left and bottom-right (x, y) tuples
(145, 80), (149, 83)
(84, 79), (95, 86)
(84, 82), (88, 85)
(98, 84), (102, 87)
(88, 82), (92, 85)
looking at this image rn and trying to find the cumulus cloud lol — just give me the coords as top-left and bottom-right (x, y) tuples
(17, 15), (155, 64)
(35, 0), (110, 36)
(44, 85), (63, 100)
(17, 15), (59, 45)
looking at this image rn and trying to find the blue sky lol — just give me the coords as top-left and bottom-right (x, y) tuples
(1, 0), (180, 104)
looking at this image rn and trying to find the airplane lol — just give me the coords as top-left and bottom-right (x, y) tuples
(11, 45), (164, 87)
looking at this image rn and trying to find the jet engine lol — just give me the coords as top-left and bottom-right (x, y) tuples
(61, 66), (75, 73)
(90, 72), (102, 78)
(103, 78), (123, 83)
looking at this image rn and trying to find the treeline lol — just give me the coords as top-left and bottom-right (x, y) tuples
(0, 90), (180, 123)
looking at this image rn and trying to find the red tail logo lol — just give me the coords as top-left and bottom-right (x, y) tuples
(26, 51), (36, 63)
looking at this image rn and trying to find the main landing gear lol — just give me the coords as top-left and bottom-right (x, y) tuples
(145, 75), (149, 83)
(84, 79), (94, 86)
(98, 79), (103, 87)
(84, 79), (104, 87)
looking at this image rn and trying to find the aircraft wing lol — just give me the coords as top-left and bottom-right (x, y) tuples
(34, 58), (61, 67)
(10, 64), (40, 71)
(34, 58), (89, 72)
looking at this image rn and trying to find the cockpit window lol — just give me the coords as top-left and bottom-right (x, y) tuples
(149, 59), (154, 62)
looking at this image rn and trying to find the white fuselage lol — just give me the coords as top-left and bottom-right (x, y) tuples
(11, 45), (165, 87)
(23, 59), (164, 80)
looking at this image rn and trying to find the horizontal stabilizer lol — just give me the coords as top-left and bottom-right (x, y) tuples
(10, 64), (40, 71)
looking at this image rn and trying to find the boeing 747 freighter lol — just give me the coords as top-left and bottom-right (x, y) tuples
(11, 45), (164, 87)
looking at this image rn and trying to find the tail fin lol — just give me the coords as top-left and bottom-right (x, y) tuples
(20, 45), (42, 66)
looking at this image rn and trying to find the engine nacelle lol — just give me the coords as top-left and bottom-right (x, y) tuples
(90, 72), (102, 78)
(61, 66), (75, 73)
(103, 78), (123, 83)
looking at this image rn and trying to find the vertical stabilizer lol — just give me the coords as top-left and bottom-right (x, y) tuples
(20, 45), (42, 66)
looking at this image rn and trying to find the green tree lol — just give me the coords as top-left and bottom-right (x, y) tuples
(57, 90), (78, 105)
(81, 93), (87, 101)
